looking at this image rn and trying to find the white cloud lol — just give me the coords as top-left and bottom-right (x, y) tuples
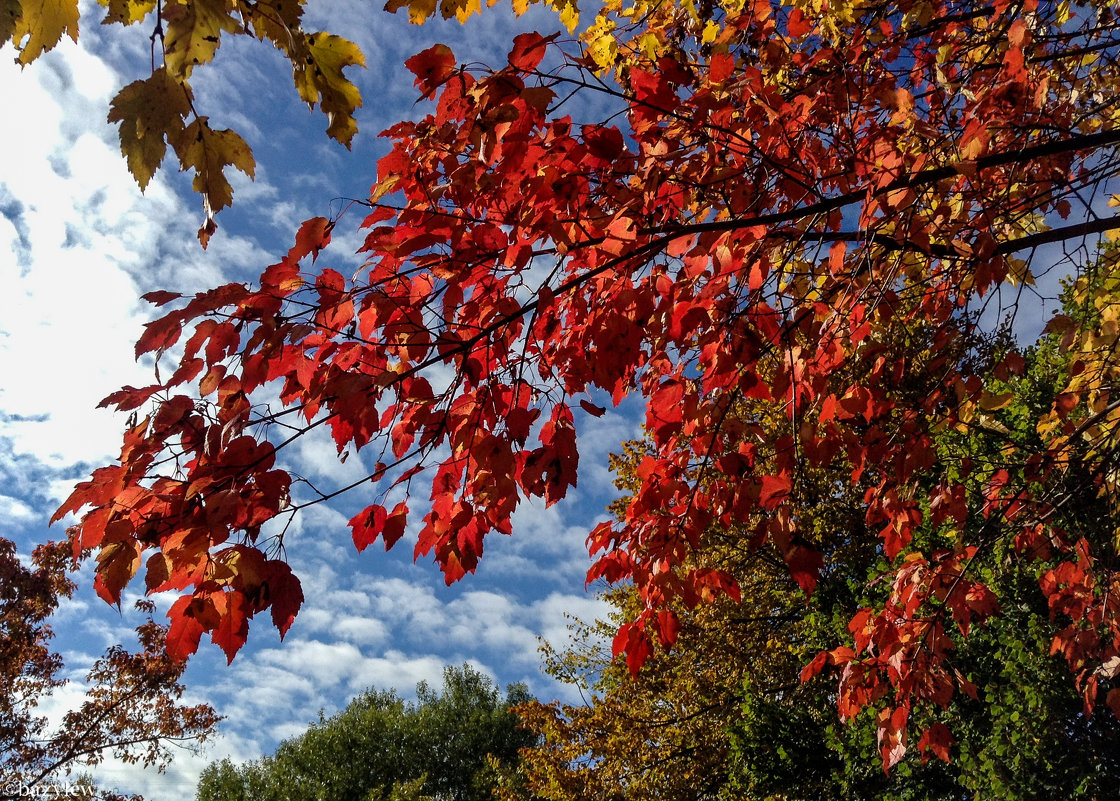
(0, 39), (216, 466)
(0, 493), (37, 524)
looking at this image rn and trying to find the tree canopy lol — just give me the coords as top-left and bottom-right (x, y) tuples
(193, 664), (536, 801)
(0, 537), (219, 801)
(519, 314), (1120, 797)
(31, 0), (1120, 772)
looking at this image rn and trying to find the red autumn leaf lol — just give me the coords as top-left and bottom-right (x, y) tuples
(97, 384), (162, 412)
(800, 650), (829, 682)
(877, 705), (909, 770)
(917, 722), (954, 764)
(141, 290), (183, 306)
(405, 44), (456, 97)
(1107, 688), (1120, 719)
(93, 541), (142, 606)
(350, 503), (388, 552)
(382, 502), (409, 550)
(165, 596), (206, 661)
(758, 474), (791, 509)
(135, 314), (184, 358)
(583, 125), (625, 164)
(211, 591), (251, 664)
(786, 7), (812, 37)
(656, 609), (680, 646)
(290, 216), (334, 264)
(507, 31), (555, 71)
(265, 561), (303, 639)
(783, 544), (823, 595)
(579, 398), (606, 417)
(709, 52), (735, 83)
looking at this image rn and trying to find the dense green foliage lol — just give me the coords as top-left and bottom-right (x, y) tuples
(520, 280), (1120, 799)
(195, 665), (536, 801)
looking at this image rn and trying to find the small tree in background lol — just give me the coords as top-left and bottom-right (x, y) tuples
(0, 537), (219, 800)
(194, 664), (537, 801)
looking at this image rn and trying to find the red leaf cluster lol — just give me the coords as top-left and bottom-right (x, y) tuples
(57, 0), (1120, 771)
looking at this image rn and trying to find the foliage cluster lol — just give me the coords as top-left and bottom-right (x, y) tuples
(0, 537), (219, 800)
(193, 665), (536, 801)
(8, 0), (1120, 783)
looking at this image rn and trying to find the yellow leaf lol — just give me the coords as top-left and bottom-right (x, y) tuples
(11, 0), (78, 64)
(586, 22), (617, 70)
(554, 0), (578, 32)
(510, 0), (528, 14)
(161, 0), (242, 78)
(385, 0), (437, 23)
(100, 0), (156, 25)
(370, 173), (401, 203)
(978, 391), (1014, 412)
(172, 117), (255, 244)
(107, 68), (193, 190)
(440, 0), (480, 22)
(241, 0), (303, 48)
(1005, 256), (1035, 287)
(291, 33), (365, 147)
(1, 0), (22, 47)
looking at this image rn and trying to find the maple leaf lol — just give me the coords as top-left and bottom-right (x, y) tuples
(404, 43), (456, 97)
(266, 561), (303, 638)
(384, 0), (437, 24)
(508, 31), (556, 71)
(758, 474), (791, 510)
(165, 596), (207, 660)
(107, 68), (193, 191)
(291, 33), (366, 147)
(9, 0), (78, 64)
(350, 504), (388, 552)
(0, 0), (21, 45)
(101, 0), (157, 25)
(210, 591), (251, 663)
(160, 0), (243, 78)
(291, 216), (334, 264)
(917, 722), (954, 764)
(172, 117), (256, 246)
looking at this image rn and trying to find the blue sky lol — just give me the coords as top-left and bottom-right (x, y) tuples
(0, 1), (631, 796)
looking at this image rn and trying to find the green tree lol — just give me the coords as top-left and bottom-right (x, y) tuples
(195, 664), (537, 801)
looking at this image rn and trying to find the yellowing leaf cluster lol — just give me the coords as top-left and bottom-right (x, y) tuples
(107, 69), (253, 244)
(383, 0), (578, 30)
(1039, 246), (1120, 545)
(293, 34), (366, 147)
(6, 0), (365, 244)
